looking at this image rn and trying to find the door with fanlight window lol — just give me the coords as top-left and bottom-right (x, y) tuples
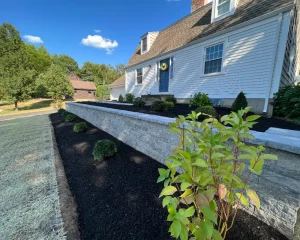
(159, 58), (170, 92)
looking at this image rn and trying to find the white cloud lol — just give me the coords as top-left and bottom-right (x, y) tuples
(94, 29), (101, 33)
(81, 35), (118, 54)
(23, 35), (44, 44)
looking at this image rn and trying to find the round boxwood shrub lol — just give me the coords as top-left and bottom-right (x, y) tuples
(125, 93), (135, 103)
(118, 94), (124, 102)
(92, 139), (117, 161)
(151, 101), (174, 112)
(73, 122), (88, 133)
(189, 92), (212, 108)
(232, 91), (248, 112)
(165, 96), (177, 104)
(196, 106), (218, 118)
(64, 113), (77, 122)
(133, 97), (146, 107)
(58, 108), (66, 115)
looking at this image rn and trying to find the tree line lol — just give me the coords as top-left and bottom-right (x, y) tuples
(0, 23), (125, 109)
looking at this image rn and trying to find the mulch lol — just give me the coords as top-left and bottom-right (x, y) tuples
(79, 102), (300, 132)
(50, 113), (287, 240)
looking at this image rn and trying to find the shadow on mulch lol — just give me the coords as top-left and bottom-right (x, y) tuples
(50, 113), (287, 240)
(79, 102), (300, 133)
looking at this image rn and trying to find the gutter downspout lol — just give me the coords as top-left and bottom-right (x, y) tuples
(263, 13), (283, 114)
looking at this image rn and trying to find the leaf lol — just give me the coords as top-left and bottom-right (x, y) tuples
(180, 189), (193, 198)
(162, 196), (172, 207)
(179, 150), (191, 160)
(198, 221), (214, 239)
(200, 206), (217, 224)
(164, 178), (170, 187)
(212, 229), (223, 240)
(180, 194), (194, 205)
(246, 189), (260, 209)
(180, 222), (189, 240)
(218, 184), (227, 200)
(211, 153), (225, 159)
(193, 158), (208, 168)
(246, 115), (260, 122)
(159, 168), (170, 177)
(185, 206), (195, 218)
(157, 175), (166, 183)
(238, 154), (253, 160)
(180, 182), (192, 191)
(195, 194), (210, 207)
(236, 193), (249, 207)
(209, 200), (217, 211)
(160, 186), (177, 197)
(203, 188), (216, 202)
(249, 159), (264, 175)
(169, 219), (181, 238)
(261, 154), (278, 161)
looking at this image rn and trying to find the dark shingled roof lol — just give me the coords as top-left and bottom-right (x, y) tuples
(110, 75), (125, 87)
(128, 0), (294, 67)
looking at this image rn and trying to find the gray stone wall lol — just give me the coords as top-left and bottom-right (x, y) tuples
(66, 102), (300, 239)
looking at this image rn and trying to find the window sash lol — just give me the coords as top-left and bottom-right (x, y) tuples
(204, 43), (224, 75)
(136, 68), (143, 84)
(142, 37), (147, 52)
(217, 0), (230, 16)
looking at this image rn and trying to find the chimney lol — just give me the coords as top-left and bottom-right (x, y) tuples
(191, 0), (210, 12)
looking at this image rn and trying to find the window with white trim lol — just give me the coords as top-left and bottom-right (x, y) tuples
(141, 37), (148, 53)
(204, 43), (224, 75)
(217, 0), (231, 16)
(136, 68), (143, 84)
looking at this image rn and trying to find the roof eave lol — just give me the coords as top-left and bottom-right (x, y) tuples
(126, 4), (293, 69)
(110, 84), (125, 88)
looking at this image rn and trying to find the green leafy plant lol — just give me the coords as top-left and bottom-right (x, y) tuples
(158, 107), (278, 240)
(58, 108), (66, 115)
(125, 93), (135, 103)
(118, 94), (124, 102)
(133, 97), (146, 107)
(196, 106), (218, 118)
(165, 96), (177, 105)
(189, 93), (212, 108)
(64, 113), (76, 122)
(232, 92), (248, 112)
(92, 139), (118, 161)
(73, 122), (88, 133)
(151, 101), (174, 112)
(273, 86), (300, 119)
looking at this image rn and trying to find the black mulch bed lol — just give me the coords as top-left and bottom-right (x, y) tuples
(79, 101), (300, 133)
(50, 113), (287, 240)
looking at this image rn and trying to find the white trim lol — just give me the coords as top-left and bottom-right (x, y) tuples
(110, 84), (125, 89)
(263, 13), (283, 113)
(141, 35), (150, 55)
(126, 5), (293, 69)
(211, 0), (237, 23)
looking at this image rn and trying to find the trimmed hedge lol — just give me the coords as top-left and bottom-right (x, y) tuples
(151, 101), (174, 112)
(64, 113), (77, 122)
(189, 93), (212, 108)
(73, 122), (88, 133)
(232, 92), (248, 112)
(165, 96), (177, 105)
(125, 93), (135, 103)
(92, 139), (117, 161)
(118, 94), (124, 102)
(133, 97), (146, 107)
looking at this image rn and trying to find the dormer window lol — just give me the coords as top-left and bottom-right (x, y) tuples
(217, 0), (230, 16)
(142, 37), (148, 53)
(211, 0), (236, 23)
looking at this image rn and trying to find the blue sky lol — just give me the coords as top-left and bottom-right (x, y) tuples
(0, 0), (191, 67)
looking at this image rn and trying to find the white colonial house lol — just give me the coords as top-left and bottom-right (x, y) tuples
(110, 0), (299, 115)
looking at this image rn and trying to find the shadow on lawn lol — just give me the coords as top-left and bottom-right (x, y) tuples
(19, 100), (53, 111)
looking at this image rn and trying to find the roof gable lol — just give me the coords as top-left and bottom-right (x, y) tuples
(68, 74), (96, 90)
(110, 75), (125, 87)
(127, 0), (293, 67)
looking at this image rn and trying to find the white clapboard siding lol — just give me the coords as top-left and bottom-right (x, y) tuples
(126, 13), (291, 100)
(110, 86), (125, 100)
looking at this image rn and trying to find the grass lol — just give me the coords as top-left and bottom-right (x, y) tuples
(0, 115), (65, 239)
(0, 99), (65, 116)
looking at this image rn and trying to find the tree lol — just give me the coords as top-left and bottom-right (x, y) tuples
(52, 54), (79, 74)
(25, 44), (52, 74)
(36, 65), (74, 105)
(96, 85), (110, 99)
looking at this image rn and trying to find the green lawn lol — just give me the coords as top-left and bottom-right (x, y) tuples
(0, 115), (65, 239)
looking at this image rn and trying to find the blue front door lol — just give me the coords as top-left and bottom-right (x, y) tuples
(159, 58), (169, 92)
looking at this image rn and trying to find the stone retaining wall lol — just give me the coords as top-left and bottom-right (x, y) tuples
(66, 102), (300, 239)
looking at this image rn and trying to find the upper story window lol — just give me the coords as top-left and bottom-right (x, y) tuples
(136, 68), (143, 84)
(212, 0), (236, 22)
(141, 36), (148, 54)
(204, 43), (224, 75)
(217, 0), (230, 16)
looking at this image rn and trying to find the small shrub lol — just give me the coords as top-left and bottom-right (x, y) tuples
(64, 113), (76, 122)
(189, 92), (212, 108)
(196, 105), (218, 118)
(273, 86), (300, 118)
(125, 93), (135, 103)
(58, 108), (66, 115)
(133, 97), (146, 107)
(158, 108), (278, 239)
(151, 101), (174, 112)
(118, 94), (124, 102)
(92, 139), (117, 161)
(73, 122), (88, 133)
(165, 96), (177, 104)
(61, 110), (69, 118)
(232, 91), (248, 112)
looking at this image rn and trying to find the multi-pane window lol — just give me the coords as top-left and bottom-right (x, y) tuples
(204, 43), (223, 74)
(217, 0), (230, 16)
(136, 68), (143, 84)
(142, 37), (148, 53)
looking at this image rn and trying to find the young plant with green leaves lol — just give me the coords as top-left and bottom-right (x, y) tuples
(157, 107), (278, 240)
